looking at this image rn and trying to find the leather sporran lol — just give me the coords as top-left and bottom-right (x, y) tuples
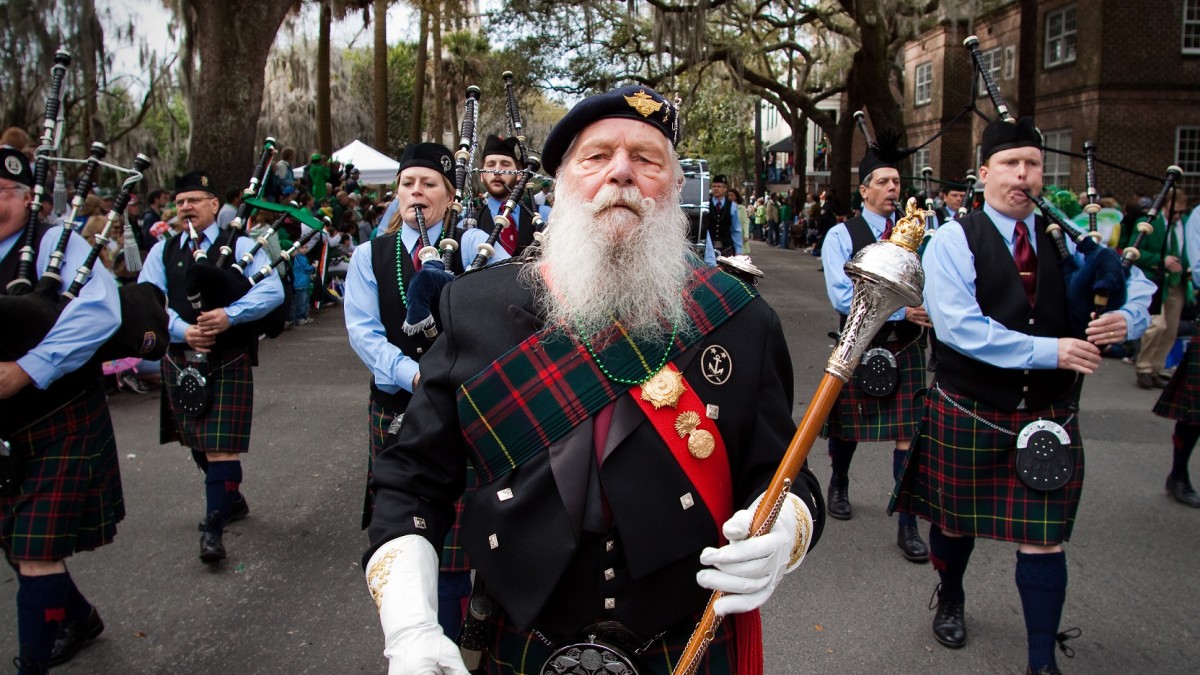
(1014, 419), (1075, 492)
(177, 352), (212, 418)
(855, 347), (899, 397)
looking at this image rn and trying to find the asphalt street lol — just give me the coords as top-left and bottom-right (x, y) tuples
(3, 244), (1199, 674)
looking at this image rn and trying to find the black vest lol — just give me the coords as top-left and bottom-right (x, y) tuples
(162, 232), (257, 353)
(1, 224), (102, 436)
(933, 210), (1075, 412)
(839, 216), (922, 346)
(708, 198), (733, 247)
(369, 231), (464, 412)
(476, 204), (535, 257)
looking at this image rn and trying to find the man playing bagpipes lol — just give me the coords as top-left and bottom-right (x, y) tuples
(891, 117), (1154, 674)
(363, 85), (824, 675)
(0, 148), (124, 674)
(458, 134), (538, 267)
(138, 170), (285, 565)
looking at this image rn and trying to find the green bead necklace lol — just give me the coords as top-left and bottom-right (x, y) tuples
(577, 320), (678, 385)
(393, 234), (409, 306)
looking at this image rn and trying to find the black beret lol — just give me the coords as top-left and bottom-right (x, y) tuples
(981, 117), (1042, 162)
(397, 142), (455, 187)
(481, 134), (519, 162)
(712, 174), (728, 185)
(541, 85), (680, 176)
(174, 170), (217, 197)
(0, 147), (33, 187)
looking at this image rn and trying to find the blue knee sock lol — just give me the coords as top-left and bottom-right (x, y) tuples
(204, 460), (243, 531)
(64, 573), (92, 622)
(929, 526), (974, 603)
(17, 572), (71, 669)
(828, 437), (857, 484)
(1015, 550), (1068, 671)
(894, 448), (915, 528)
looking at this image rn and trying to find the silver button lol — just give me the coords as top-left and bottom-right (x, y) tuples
(1029, 318), (1035, 325)
(413, 517), (427, 529)
(488, 534), (500, 549)
(604, 598), (615, 609)
(497, 488), (514, 501)
(680, 493), (695, 510)
(605, 540), (615, 552)
(416, 347), (424, 354)
(705, 404), (720, 420)
(604, 568), (615, 581)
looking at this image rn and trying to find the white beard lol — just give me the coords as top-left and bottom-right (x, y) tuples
(522, 178), (693, 345)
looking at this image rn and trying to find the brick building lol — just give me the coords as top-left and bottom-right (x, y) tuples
(900, 0), (1200, 202)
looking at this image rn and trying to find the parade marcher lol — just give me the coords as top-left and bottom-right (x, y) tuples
(364, 85), (823, 675)
(821, 136), (931, 563)
(141, 188), (170, 250)
(891, 117), (1152, 674)
(1133, 190), (1190, 389)
(343, 142), (470, 637)
(0, 148), (123, 673)
(703, 174), (742, 263)
(459, 135), (537, 268)
(138, 170), (285, 564)
(1154, 198), (1200, 508)
(939, 182), (967, 225)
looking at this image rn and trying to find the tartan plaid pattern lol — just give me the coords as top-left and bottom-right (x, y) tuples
(161, 350), (254, 453)
(481, 612), (735, 675)
(365, 397), (471, 571)
(823, 341), (926, 442)
(1154, 332), (1200, 422)
(1, 384), (125, 562)
(458, 268), (757, 483)
(890, 387), (1085, 545)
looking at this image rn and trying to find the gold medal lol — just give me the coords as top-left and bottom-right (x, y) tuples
(641, 367), (686, 409)
(687, 429), (715, 459)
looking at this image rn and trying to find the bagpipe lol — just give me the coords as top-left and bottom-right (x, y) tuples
(1119, 164), (1184, 271)
(1, 49), (167, 369)
(238, 197), (331, 285)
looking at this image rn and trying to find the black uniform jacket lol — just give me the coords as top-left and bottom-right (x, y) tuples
(366, 260), (825, 639)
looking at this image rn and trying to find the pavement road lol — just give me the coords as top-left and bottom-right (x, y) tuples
(4, 244), (1199, 674)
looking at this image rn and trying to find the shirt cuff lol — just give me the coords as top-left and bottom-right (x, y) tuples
(1031, 336), (1061, 369)
(394, 360), (419, 394)
(15, 352), (56, 390)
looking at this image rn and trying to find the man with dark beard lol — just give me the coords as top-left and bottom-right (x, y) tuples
(364, 85), (824, 675)
(459, 135), (537, 267)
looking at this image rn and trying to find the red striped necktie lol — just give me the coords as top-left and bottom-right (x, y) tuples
(1013, 219), (1037, 305)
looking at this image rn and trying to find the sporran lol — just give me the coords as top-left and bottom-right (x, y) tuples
(1014, 419), (1075, 492)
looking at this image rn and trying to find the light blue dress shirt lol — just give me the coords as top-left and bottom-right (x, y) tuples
(822, 207), (908, 322)
(344, 221), (445, 395)
(925, 203), (1154, 370)
(138, 222), (285, 344)
(702, 197), (743, 266)
(1185, 204), (1200, 287)
(1, 226), (120, 389)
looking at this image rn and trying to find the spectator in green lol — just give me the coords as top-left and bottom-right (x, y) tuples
(307, 154), (331, 202)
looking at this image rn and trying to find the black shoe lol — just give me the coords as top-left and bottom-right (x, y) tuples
(199, 513), (227, 564)
(1154, 374), (1172, 389)
(1167, 476), (1200, 508)
(1026, 667), (1062, 675)
(1136, 372), (1155, 389)
(929, 585), (967, 649)
(827, 479), (852, 520)
(197, 494), (249, 531)
(897, 524), (929, 563)
(12, 657), (49, 675)
(48, 606), (104, 667)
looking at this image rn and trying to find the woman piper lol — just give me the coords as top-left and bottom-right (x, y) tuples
(342, 142), (470, 636)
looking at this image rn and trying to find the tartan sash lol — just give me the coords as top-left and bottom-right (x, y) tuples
(457, 267), (757, 484)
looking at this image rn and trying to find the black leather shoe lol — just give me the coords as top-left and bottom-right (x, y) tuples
(197, 494), (249, 531)
(199, 513), (226, 564)
(48, 606), (104, 667)
(1026, 666), (1062, 675)
(1167, 476), (1200, 508)
(12, 656), (49, 674)
(930, 587), (967, 649)
(897, 524), (929, 563)
(827, 479), (852, 520)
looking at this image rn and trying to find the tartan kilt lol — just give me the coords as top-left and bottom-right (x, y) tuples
(823, 340), (926, 442)
(889, 386), (1085, 546)
(366, 394), (472, 573)
(1154, 332), (1200, 422)
(160, 349), (254, 453)
(480, 611), (735, 675)
(1, 383), (125, 562)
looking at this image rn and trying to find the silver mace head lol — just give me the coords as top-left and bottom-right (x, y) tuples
(827, 198), (927, 382)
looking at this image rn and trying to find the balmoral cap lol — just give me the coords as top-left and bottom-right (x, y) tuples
(174, 170), (217, 197)
(540, 85), (680, 175)
(981, 117), (1042, 162)
(0, 147), (33, 187)
(397, 142), (455, 186)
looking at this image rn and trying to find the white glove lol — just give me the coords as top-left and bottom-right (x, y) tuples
(695, 492), (813, 616)
(365, 535), (470, 675)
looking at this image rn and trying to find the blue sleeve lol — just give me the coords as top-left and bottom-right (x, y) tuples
(1188, 206), (1200, 288)
(137, 238), (190, 342)
(459, 227), (511, 270)
(226, 236), (285, 324)
(343, 245), (417, 394)
(17, 228), (121, 388)
(731, 207), (742, 254)
(703, 232), (716, 266)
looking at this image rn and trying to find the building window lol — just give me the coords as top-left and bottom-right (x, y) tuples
(976, 47), (1003, 96)
(1004, 46), (1016, 79)
(1177, 126), (1200, 195)
(912, 148), (931, 180)
(1045, 5), (1077, 67)
(1043, 129), (1072, 188)
(1185, 0), (1200, 54)
(914, 62), (933, 106)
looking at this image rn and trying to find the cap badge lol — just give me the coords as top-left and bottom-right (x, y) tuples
(441, 155), (453, 172)
(4, 156), (21, 176)
(200, 175), (209, 187)
(624, 90), (664, 118)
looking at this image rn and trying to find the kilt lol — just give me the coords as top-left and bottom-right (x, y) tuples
(823, 340), (925, 442)
(366, 394), (471, 573)
(1154, 332), (1200, 422)
(160, 348), (254, 454)
(1, 383), (125, 563)
(889, 386), (1085, 546)
(481, 611), (735, 675)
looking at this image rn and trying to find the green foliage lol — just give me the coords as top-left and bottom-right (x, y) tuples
(344, 40), (417, 156)
(675, 70), (756, 186)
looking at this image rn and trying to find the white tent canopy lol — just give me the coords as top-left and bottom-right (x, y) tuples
(326, 139), (399, 185)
